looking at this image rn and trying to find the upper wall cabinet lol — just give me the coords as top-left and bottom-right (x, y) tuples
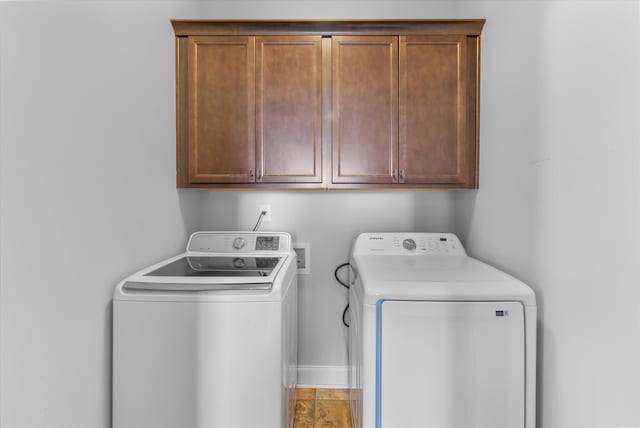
(183, 34), (322, 186)
(256, 36), (323, 184)
(332, 36), (398, 185)
(172, 20), (484, 189)
(400, 35), (471, 186)
(187, 36), (255, 184)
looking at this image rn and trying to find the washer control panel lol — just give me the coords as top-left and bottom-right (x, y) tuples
(187, 232), (291, 253)
(353, 233), (466, 256)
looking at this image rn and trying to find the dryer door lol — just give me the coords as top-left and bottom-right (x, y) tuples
(379, 300), (525, 428)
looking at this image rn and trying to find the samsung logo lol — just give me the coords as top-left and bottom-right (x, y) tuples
(369, 236), (384, 240)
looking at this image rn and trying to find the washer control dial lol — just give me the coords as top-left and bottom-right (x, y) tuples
(403, 238), (417, 251)
(232, 237), (246, 250)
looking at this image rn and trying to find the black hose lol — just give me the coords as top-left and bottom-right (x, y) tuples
(342, 304), (350, 328)
(334, 262), (350, 289)
(335, 262), (351, 327)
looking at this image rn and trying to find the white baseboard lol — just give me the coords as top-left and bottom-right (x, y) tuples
(297, 365), (349, 388)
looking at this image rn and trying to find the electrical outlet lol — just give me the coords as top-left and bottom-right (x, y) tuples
(294, 248), (306, 268)
(294, 243), (310, 274)
(259, 204), (272, 222)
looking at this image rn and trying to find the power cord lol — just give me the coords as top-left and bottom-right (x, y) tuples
(334, 262), (350, 327)
(252, 210), (267, 232)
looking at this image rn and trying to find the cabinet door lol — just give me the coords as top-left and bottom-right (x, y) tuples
(399, 35), (468, 184)
(332, 36), (398, 184)
(188, 36), (255, 183)
(256, 36), (323, 183)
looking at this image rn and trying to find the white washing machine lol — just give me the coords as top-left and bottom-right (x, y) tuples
(349, 233), (536, 428)
(113, 231), (297, 428)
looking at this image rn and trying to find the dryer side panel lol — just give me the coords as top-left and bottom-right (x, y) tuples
(380, 300), (525, 428)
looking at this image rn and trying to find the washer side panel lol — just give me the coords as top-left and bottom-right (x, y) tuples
(113, 300), (282, 428)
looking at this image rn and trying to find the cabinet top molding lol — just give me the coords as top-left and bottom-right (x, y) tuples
(171, 19), (485, 37)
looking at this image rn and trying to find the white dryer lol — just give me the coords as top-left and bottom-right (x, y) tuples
(113, 231), (297, 428)
(349, 233), (536, 428)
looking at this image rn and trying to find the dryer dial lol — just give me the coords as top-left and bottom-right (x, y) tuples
(403, 238), (417, 251)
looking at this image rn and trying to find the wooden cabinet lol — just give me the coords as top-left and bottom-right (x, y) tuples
(187, 36), (255, 184)
(173, 20), (484, 189)
(399, 35), (471, 185)
(180, 34), (322, 186)
(332, 36), (398, 184)
(256, 36), (323, 184)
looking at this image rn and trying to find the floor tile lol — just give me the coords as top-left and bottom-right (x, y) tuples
(294, 399), (315, 428)
(296, 388), (317, 400)
(316, 388), (349, 401)
(315, 399), (352, 428)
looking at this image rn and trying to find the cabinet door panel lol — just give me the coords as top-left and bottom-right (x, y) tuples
(188, 36), (255, 183)
(332, 36), (398, 184)
(399, 35), (467, 184)
(256, 36), (322, 183)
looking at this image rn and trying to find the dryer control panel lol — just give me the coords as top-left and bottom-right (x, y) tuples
(353, 233), (466, 256)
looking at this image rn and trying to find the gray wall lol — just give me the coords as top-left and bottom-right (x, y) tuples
(0, 3), (203, 427)
(1, 1), (640, 428)
(455, 1), (640, 427)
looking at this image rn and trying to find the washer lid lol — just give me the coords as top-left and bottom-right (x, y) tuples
(144, 256), (281, 277)
(123, 281), (272, 292)
(353, 254), (536, 306)
(115, 251), (290, 297)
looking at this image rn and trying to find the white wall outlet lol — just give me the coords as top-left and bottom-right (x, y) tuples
(294, 242), (310, 275)
(259, 204), (272, 222)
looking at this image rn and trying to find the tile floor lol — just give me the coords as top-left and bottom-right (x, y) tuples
(294, 388), (352, 428)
